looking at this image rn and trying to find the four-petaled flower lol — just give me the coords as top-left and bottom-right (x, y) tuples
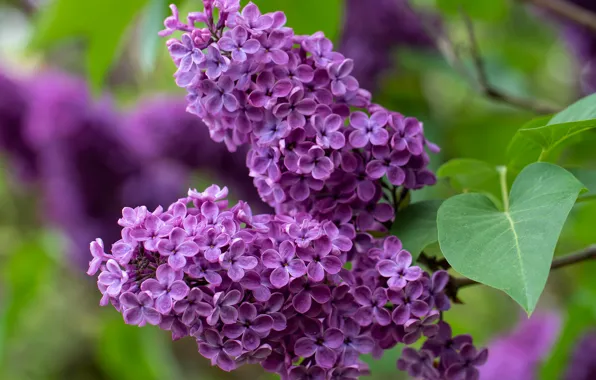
(262, 241), (307, 288)
(353, 286), (391, 326)
(198, 329), (243, 372)
(98, 259), (128, 296)
(219, 238), (258, 281)
(294, 320), (344, 368)
(348, 111), (389, 148)
(169, 33), (204, 72)
(298, 146), (334, 180)
(218, 25), (260, 62)
(272, 87), (317, 129)
(141, 264), (190, 314)
(376, 250), (422, 290)
(119, 291), (161, 326)
(222, 302), (274, 350)
(157, 227), (200, 269)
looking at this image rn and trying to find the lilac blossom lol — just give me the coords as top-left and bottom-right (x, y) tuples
(218, 25), (260, 62)
(120, 291), (162, 326)
(141, 264), (190, 314)
(261, 241), (307, 288)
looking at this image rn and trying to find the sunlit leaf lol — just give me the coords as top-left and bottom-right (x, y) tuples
(438, 163), (584, 313)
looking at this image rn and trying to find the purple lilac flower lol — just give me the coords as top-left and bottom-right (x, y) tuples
(88, 185), (483, 378)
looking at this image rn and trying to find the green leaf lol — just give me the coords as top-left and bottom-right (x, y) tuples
(390, 200), (442, 259)
(436, 0), (509, 21)
(32, 0), (149, 91)
(507, 115), (553, 171)
(250, 0), (343, 41)
(437, 159), (501, 199)
(437, 163), (584, 313)
(508, 94), (596, 170)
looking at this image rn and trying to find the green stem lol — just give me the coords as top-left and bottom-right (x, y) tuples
(537, 149), (548, 162)
(497, 166), (510, 212)
(577, 194), (596, 204)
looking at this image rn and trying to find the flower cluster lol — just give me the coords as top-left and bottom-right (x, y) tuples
(88, 185), (485, 379)
(161, 0), (438, 232)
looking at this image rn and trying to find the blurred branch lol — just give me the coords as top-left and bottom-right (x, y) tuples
(525, 0), (596, 33)
(424, 12), (561, 115)
(452, 244), (596, 291)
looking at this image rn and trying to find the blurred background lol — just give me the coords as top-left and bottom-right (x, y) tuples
(0, 0), (595, 379)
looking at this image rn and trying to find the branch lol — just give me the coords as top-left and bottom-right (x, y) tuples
(460, 12), (561, 115)
(453, 245), (596, 290)
(525, 0), (596, 34)
(421, 10), (560, 115)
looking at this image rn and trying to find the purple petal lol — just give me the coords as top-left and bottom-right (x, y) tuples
(377, 260), (398, 277)
(294, 337), (317, 357)
(251, 315), (274, 333)
(320, 256), (342, 274)
(310, 285), (331, 304)
(270, 267), (290, 288)
(315, 346), (337, 368)
(292, 290), (312, 313)
(323, 328), (344, 348)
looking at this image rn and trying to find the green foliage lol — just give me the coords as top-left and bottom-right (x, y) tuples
(437, 158), (502, 201)
(391, 200), (442, 259)
(31, 0), (149, 91)
(437, 163), (584, 313)
(139, 0), (170, 74)
(508, 94), (596, 170)
(98, 316), (183, 380)
(250, 0), (343, 41)
(435, 0), (509, 21)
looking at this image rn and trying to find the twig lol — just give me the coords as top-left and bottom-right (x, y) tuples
(459, 11), (561, 115)
(525, 0), (596, 34)
(453, 245), (596, 290)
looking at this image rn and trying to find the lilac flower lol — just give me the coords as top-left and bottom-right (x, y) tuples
(445, 344), (488, 380)
(352, 286), (391, 326)
(294, 322), (344, 368)
(329, 367), (359, 380)
(223, 302), (274, 350)
(169, 33), (205, 72)
(201, 76), (239, 114)
(198, 329), (243, 371)
(422, 321), (473, 364)
(239, 271), (272, 302)
(88, 238), (109, 276)
(119, 291), (161, 326)
(256, 30), (290, 65)
(313, 113), (346, 150)
(141, 264), (190, 314)
(376, 250), (422, 290)
(403, 310), (441, 344)
(195, 227), (230, 262)
(236, 344), (273, 366)
(97, 259), (128, 296)
(298, 238), (343, 282)
(261, 241), (307, 288)
(254, 111), (290, 145)
(201, 45), (231, 79)
(397, 348), (440, 379)
(248, 72), (292, 108)
(327, 59), (358, 96)
(390, 115), (424, 155)
(130, 213), (174, 251)
(273, 87), (317, 129)
(157, 227), (199, 269)
(235, 2), (273, 32)
(118, 206), (148, 228)
(272, 53), (315, 85)
(424, 270), (451, 311)
(207, 289), (242, 325)
(281, 172), (324, 201)
(219, 238), (258, 281)
(298, 146), (334, 180)
(289, 277), (331, 313)
(257, 292), (287, 331)
(365, 144), (409, 185)
(389, 280), (430, 325)
(348, 111), (389, 148)
(218, 26), (260, 62)
(186, 257), (223, 285)
(289, 365), (326, 380)
(173, 288), (213, 326)
(303, 36), (344, 66)
(338, 319), (375, 364)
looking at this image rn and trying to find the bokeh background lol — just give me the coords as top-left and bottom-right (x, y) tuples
(0, 0), (595, 379)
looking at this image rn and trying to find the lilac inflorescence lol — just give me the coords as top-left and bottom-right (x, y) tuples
(161, 0), (439, 233)
(89, 185), (484, 379)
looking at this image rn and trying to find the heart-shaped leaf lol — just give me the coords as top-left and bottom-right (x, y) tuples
(437, 163), (584, 313)
(391, 200), (443, 259)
